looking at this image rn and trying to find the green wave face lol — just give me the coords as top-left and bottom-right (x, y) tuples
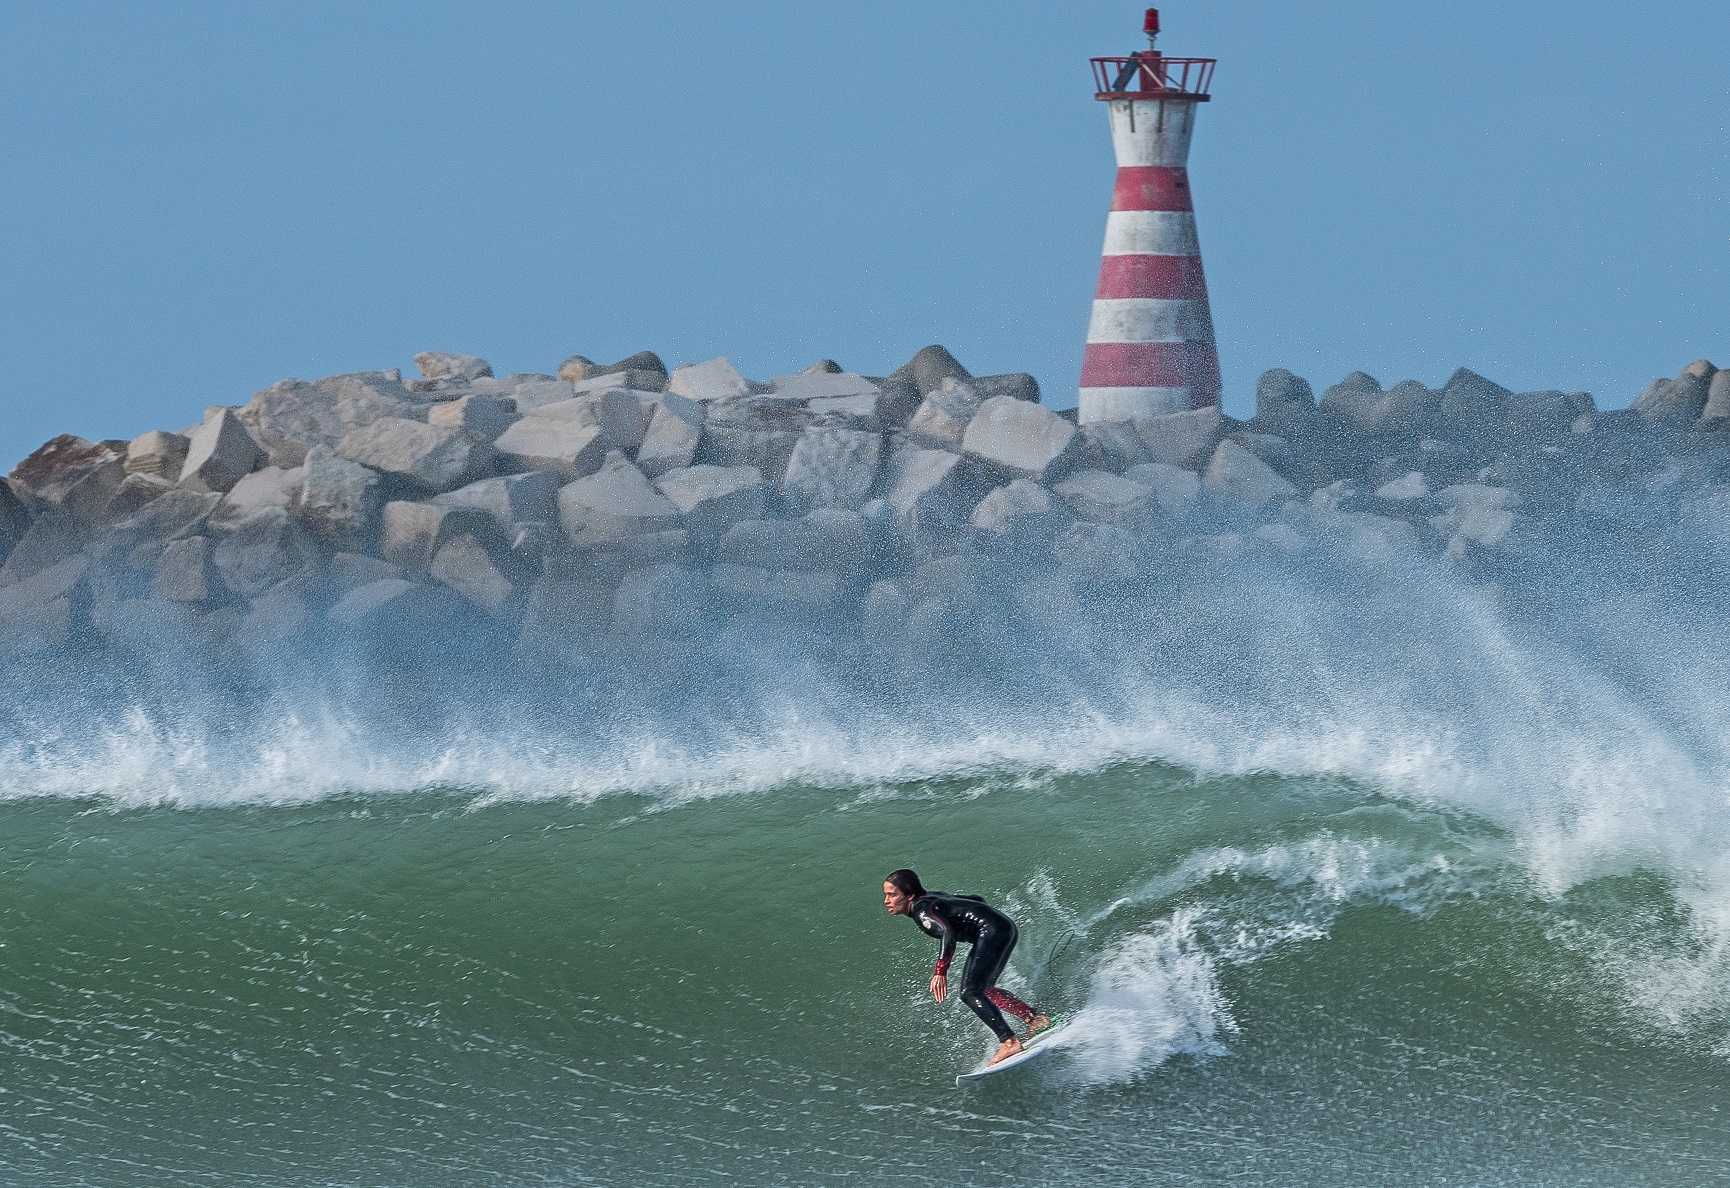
(7, 762), (1730, 1186)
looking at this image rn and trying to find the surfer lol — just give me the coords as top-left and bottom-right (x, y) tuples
(882, 868), (1051, 1066)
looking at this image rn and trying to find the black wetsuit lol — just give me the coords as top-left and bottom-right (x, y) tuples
(909, 891), (1035, 1043)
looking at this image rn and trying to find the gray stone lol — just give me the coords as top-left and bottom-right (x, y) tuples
(1052, 469), (1156, 528)
(180, 409), (262, 494)
(237, 379), (351, 468)
(887, 344), (971, 397)
(0, 509), (85, 587)
(491, 417), (613, 479)
(427, 393), (520, 441)
(212, 507), (314, 597)
(718, 510), (873, 573)
(0, 554), (88, 654)
(514, 575), (613, 667)
(710, 564), (841, 609)
(971, 373), (1041, 404)
(1131, 406), (1225, 469)
(1079, 420), (1153, 472)
(908, 380), (982, 448)
(294, 445), (382, 550)
(510, 379), (578, 411)
(10, 435), (126, 527)
(531, 389), (657, 453)
(1633, 373), (1711, 426)
(1203, 440), (1297, 508)
(770, 371), (878, 400)
(1436, 368), (1511, 436)
(337, 417), (491, 492)
(611, 564), (712, 638)
(879, 447), (972, 536)
(555, 356), (595, 382)
(209, 465), (305, 532)
(153, 536), (221, 603)
(1681, 359), (1717, 380)
(667, 357), (750, 401)
(327, 578), (459, 630)
(125, 430), (190, 482)
(1703, 370), (1730, 425)
(654, 465), (767, 536)
(1431, 484), (1519, 551)
(557, 452), (679, 546)
(433, 471), (560, 533)
(568, 368), (667, 396)
(635, 393), (706, 478)
(969, 479), (1068, 543)
(101, 474), (173, 526)
(961, 395), (1080, 483)
(376, 501), (484, 574)
(1504, 390), (1595, 440)
(1321, 373), (1431, 436)
(696, 398), (806, 483)
(1256, 369), (1315, 429)
(429, 532), (528, 613)
(413, 351), (492, 382)
(1123, 462), (1202, 517)
(102, 489), (222, 551)
(0, 481), (32, 564)
(1374, 471), (1430, 501)
(783, 427), (882, 511)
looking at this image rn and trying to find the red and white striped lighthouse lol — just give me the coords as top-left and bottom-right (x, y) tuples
(1079, 9), (1220, 423)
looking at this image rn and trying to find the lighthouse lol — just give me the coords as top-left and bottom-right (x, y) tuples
(1079, 9), (1220, 423)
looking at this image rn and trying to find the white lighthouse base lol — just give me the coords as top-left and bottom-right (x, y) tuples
(1078, 387), (1194, 424)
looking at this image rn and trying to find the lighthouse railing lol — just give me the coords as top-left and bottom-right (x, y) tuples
(1090, 55), (1215, 100)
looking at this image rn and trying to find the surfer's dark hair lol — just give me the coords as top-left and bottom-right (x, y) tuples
(885, 869), (925, 897)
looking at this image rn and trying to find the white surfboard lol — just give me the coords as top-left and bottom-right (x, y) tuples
(954, 1016), (1070, 1087)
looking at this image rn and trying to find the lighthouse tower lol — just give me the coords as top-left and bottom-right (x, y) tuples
(1079, 10), (1220, 423)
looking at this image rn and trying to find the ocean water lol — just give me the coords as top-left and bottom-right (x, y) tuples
(5, 529), (1730, 1184)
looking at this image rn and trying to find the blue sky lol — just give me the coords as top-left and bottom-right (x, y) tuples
(3, 1), (1726, 467)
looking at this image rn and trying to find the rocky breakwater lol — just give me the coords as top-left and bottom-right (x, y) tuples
(1, 345), (1726, 691)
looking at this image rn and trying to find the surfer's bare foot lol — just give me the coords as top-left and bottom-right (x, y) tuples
(1026, 1014), (1052, 1037)
(988, 1037), (1023, 1066)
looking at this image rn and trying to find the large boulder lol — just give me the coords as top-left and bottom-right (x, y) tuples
(238, 379), (360, 468)
(971, 373), (1041, 404)
(0, 481), (33, 565)
(212, 507), (315, 597)
(379, 500), (493, 574)
(667, 357), (751, 401)
(878, 446), (973, 537)
(1051, 469), (1157, 529)
(1632, 372), (1712, 426)
(1203, 440), (1297, 509)
(907, 380), (982, 449)
(696, 397), (809, 483)
(782, 427), (882, 511)
(208, 465), (305, 531)
(1431, 483), (1519, 551)
(1703, 370), (1730, 425)
(969, 479), (1068, 544)
(1320, 373), (1433, 436)
(180, 409), (262, 494)
(336, 417), (491, 493)
(153, 536), (221, 604)
(654, 465), (767, 536)
(557, 452), (679, 546)
(1128, 406), (1224, 469)
(506, 378), (578, 412)
(887, 344), (971, 397)
(294, 445), (382, 550)
(413, 351), (492, 382)
(770, 371), (883, 418)
(0, 554), (89, 655)
(428, 531), (530, 614)
(611, 564), (712, 638)
(532, 389), (657, 453)
(717, 510), (874, 573)
(1124, 462), (1202, 517)
(433, 471), (560, 534)
(124, 430), (190, 482)
(100, 474), (171, 535)
(10, 435), (126, 526)
(426, 393), (520, 441)
(1436, 368), (1511, 439)
(491, 417), (613, 479)
(635, 393), (706, 478)
(1255, 369), (1315, 430)
(961, 396), (1080, 483)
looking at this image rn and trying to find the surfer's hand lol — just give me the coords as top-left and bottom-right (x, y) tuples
(930, 973), (947, 1003)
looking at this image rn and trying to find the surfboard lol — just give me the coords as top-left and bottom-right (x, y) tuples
(954, 1016), (1070, 1087)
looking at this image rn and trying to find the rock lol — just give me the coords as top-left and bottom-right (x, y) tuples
(718, 510), (874, 573)
(782, 427), (882, 511)
(327, 577), (462, 633)
(568, 368), (667, 396)
(878, 446), (973, 537)
(101, 490), (222, 554)
(377, 501), (481, 574)
(1123, 462), (1202, 517)
(336, 417), (491, 492)
(209, 465), (305, 531)
(428, 531), (530, 613)
(513, 575), (614, 666)
(237, 379), (358, 468)
(668, 357), (751, 401)
(532, 389), (657, 453)
(1436, 368), (1511, 437)
(1321, 373), (1431, 436)
(180, 409), (262, 494)
(0, 510), (86, 586)
(969, 479), (1068, 543)
(612, 564), (712, 638)
(1255, 369), (1315, 430)
(1681, 359), (1717, 380)
(235, 579), (311, 651)
(294, 445), (382, 550)
(1703, 370), (1730, 425)
(510, 379), (578, 412)
(1632, 373), (1711, 426)
(1431, 483), (1519, 550)
(491, 417), (613, 479)
(413, 351), (492, 382)
(1504, 390), (1595, 442)
(556, 355), (596, 382)
(1052, 469), (1157, 528)
(1374, 471), (1430, 501)
(970, 374), (1041, 404)
(770, 370), (877, 400)
(0, 481), (32, 565)
(635, 393), (706, 478)
(1132, 406), (1225, 469)
(907, 380), (982, 448)
(10, 435), (126, 526)
(961, 396), (1080, 483)
(557, 452), (679, 546)
(696, 397), (809, 482)
(0, 554), (88, 655)
(594, 350), (669, 380)
(654, 465), (767, 536)
(710, 564), (841, 609)
(1203, 440), (1297, 509)
(433, 471), (560, 534)
(153, 536), (221, 603)
(125, 430), (190, 482)
(1052, 522), (1139, 584)
(427, 393), (520, 441)
(212, 507), (315, 597)
(101, 474), (173, 526)
(1078, 420), (1152, 472)
(887, 344), (971, 397)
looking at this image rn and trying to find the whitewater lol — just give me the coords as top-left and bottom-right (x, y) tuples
(5, 521), (1730, 1184)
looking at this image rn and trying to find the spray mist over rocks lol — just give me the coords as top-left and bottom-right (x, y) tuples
(2, 345), (1730, 835)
